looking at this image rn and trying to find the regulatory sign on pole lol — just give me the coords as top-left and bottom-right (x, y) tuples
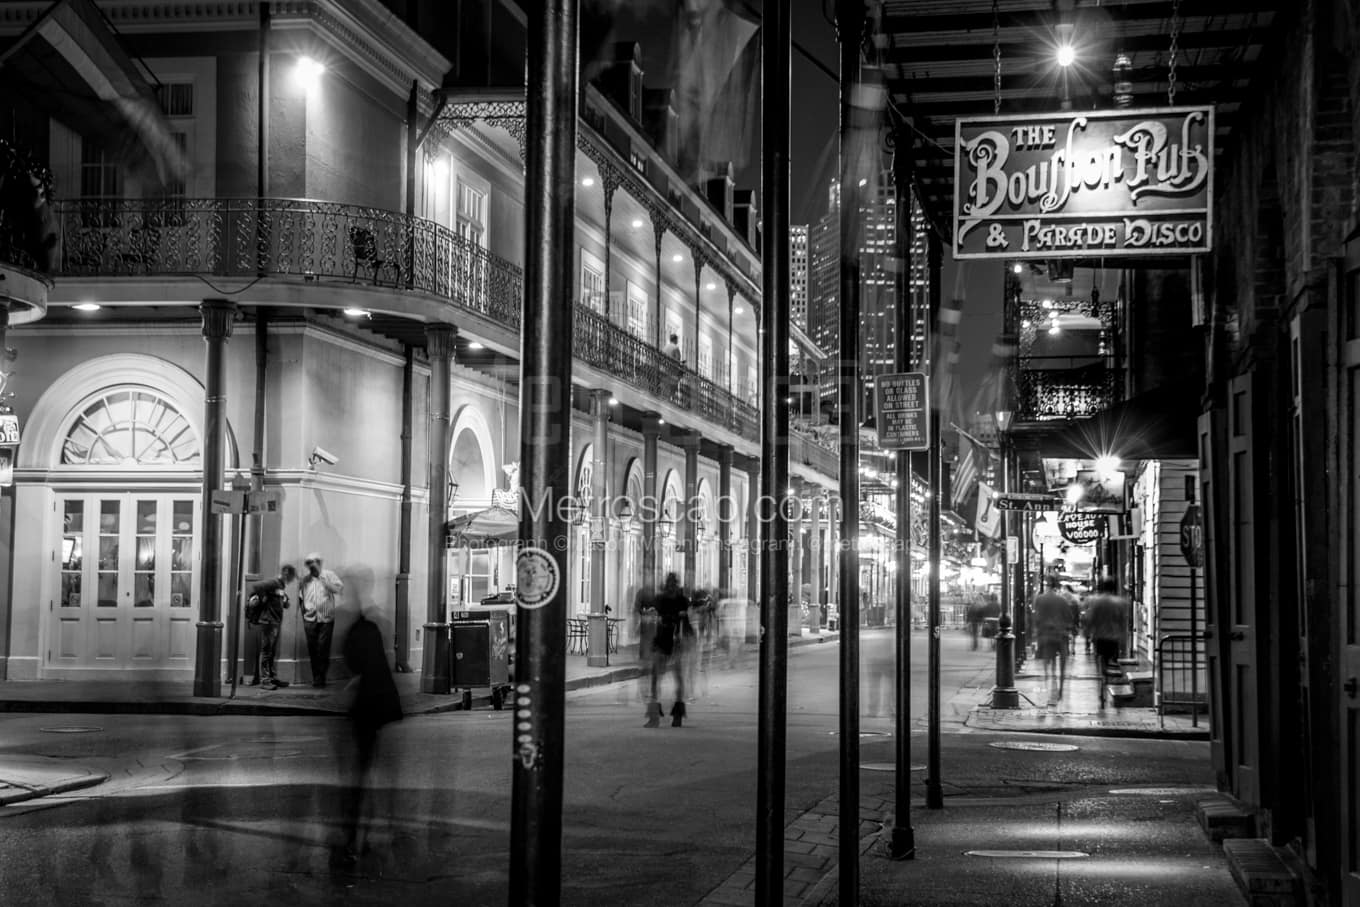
(1179, 504), (1204, 567)
(875, 372), (929, 451)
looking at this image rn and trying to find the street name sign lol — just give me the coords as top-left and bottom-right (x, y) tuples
(995, 493), (1062, 512)
(954, 106), (1214, 260)
(875, 372), (929, 450)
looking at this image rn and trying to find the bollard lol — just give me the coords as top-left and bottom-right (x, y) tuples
(991, 613), (1020, 709)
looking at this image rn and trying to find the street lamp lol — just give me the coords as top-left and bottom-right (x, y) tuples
(990, 397), (1019, 709)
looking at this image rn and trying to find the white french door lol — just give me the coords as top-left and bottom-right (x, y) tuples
(50, 493), (199, 672)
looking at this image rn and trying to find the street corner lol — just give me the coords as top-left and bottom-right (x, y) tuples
(0, 756), (109, 806)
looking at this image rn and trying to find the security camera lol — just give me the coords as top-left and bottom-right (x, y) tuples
(309, 446), (339, 468)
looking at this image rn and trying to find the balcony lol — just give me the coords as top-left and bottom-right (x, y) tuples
(49, 197), (779, 448)
(1016, 361), (1118, 422)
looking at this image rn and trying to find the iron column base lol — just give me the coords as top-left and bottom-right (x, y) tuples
(192, 621), (224, 698)
(888, 825), (916, 860)
(421, 622), (450, 694)
(990, 686), (1020, 709)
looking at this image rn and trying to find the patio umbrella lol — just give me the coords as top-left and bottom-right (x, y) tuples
(445, 506), (519, 548)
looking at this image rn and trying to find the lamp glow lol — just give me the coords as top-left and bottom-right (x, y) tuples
(631, 218), (643, 229)
(581, 176), (595, 187)
(294, 56), (325, 93)
(343, 307), (370, 318)
(73, 302), (102, 312)
(1066, 483), (1085, 505)
(1057, 44), (1075, 67)
(1094, 454), (1121, 479)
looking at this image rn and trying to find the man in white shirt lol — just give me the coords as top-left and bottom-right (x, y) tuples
(300, 552), (343, 686)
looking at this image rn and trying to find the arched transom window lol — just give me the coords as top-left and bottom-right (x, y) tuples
(61, 388), (201, 466)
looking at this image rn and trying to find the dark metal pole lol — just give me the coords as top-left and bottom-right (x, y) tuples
(395, 345), (414, 671)
(247, 309), (268, 578)
(836, 0), (866, 898)
(925, 232), (943, 810)
(193, 299), (236, 698)
(756, 0), (791, 901)
(510, 1), (577, 903)
(255, 2), (270, 276)
(889, 135), (915, 860)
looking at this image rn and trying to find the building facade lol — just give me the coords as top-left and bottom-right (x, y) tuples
(0, 0), (838, 684)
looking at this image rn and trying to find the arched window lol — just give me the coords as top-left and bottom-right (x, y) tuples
(61, 389), (200, 466)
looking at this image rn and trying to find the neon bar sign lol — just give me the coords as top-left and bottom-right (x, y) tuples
(953, 106), (1213, 259)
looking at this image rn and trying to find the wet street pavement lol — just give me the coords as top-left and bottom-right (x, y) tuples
(0, 629), (1240, 906)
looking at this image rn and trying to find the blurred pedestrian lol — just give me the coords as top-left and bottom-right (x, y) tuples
(248, 564), (297, 690)
(862, 629), (895, 719)
(645, 572), (694, 727)
(300, 552), (343, 686)
(1032, 575), (1071, 703)
(1084, 578), (1130, 706)
(718, 592), (747, 670)
(339, 605), (402, 860)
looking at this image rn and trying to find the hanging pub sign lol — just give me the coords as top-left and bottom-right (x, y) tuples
(954, 106), (1214, 260)
(1058, 510), (1103, 545)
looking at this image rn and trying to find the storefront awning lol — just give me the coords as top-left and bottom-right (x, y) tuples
(446, 506), (519, 549)
(0, 0), (185, 183)
(1039, 386), (1201, 462)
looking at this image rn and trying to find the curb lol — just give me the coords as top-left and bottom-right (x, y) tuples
(965, 706), (1211, 740)
(0, 633), (839, 717)
(0, 770), (110, 806)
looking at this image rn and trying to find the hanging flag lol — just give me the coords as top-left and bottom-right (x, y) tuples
(974, 482), (1001, 539)
(951, 435), (979, 512)
(668, 0), (760, 182)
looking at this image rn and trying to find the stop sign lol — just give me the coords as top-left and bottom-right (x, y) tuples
(1179, 504), (1204, 567)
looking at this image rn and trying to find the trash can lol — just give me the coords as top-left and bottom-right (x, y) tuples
(450, 609), (512, 709)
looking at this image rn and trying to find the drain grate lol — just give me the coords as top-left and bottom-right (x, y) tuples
(988, 741), (1079, 752)
(966, 850), (1089, 859)
(39, 726), (103, 734)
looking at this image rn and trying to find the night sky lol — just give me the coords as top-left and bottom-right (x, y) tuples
(595, 0), (1001, 410)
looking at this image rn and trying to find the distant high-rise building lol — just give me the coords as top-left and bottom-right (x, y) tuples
(805, 172), (930, 409)
(790, 223), (809, 330)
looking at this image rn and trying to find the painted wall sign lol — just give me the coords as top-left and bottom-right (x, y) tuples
(954, 106), (1214, 259)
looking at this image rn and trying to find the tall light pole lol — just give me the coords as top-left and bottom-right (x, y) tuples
(990, 401), (1018, 709)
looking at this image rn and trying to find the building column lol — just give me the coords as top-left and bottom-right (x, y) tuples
(588, 389), (611, 665)
(692, 253), (704, 366)
(642, 420), (660, 587)
(726, 283), (737, 387)
(827, 494), (839, 623)
(601, 173), (619, 321)
(653, 220), (665, 348)
(808, 489), (823, 633)
(718, 445), (733, 594)
(682, 431), (700, 591)
(193, 299), (236, 698)
(421, 322), (457, 694)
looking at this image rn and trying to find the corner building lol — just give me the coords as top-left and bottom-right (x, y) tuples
(0, 1), (837, 683)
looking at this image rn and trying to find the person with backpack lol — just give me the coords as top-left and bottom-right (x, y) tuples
(247, 563), (298, 690)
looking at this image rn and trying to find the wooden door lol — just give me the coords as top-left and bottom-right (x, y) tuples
(1226, 374), (1259, 805)
(1339, 256), (1360, 905)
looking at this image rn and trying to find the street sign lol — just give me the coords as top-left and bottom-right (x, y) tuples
(875, 372), (929, 451)
(995, 493), (1063, 512)
(1058, 510), (1104, 545)
(246, 488), (283, 514)
(210, 490), (246, 514)
(1179, 504), (1204, 567)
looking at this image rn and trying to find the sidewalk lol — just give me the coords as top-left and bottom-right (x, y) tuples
(0, 631), (841, 719)
(963, 643), (1208, 740)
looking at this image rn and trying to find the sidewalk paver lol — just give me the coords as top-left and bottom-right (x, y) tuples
(0, 756), (109, 806)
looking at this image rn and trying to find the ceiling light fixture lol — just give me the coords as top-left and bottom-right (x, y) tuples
(73, 302), (102, 312)
(581, 176), (595, 187)
(343, 307), (370, 318)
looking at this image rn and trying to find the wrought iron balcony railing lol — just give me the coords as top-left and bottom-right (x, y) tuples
(1015, 362), (1118, 422)
(572, 305), (761, 441)
(50, 198), (801, 456)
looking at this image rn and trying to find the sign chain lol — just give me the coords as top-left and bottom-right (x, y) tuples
(1168, 0), (1181, 106)
(992, 0), (1002, 115)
